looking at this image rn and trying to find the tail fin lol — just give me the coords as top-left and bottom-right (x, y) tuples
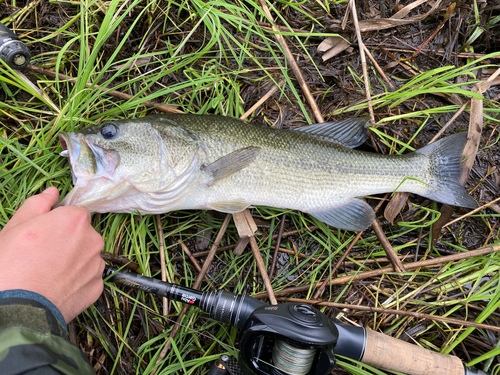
(415, 132), (478, 208)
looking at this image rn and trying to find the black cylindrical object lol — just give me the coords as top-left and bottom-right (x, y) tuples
(0, 22), (30, 69)
(103, 266), (266, 328)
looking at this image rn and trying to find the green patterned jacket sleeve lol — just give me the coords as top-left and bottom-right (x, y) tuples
(0, 290), (95, 375)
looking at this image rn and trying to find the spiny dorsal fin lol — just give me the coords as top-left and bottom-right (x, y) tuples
(295, 117), (369, 148)
(203, 146), (261, 185)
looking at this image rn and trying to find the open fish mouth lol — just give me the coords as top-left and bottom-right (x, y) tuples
(59, 132), (121, 185)
(59, 132), (81, 185)
(59, 133), (69, 156)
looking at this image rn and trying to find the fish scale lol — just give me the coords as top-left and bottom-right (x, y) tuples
(58, 114), (477, 231)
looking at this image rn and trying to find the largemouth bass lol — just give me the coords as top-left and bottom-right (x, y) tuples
(58, 114), (477, 231)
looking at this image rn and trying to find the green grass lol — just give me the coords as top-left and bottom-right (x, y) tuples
(1, 0), (500, 374)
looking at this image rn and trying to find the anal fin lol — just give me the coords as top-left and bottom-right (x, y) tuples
(308, 198), (375, 231)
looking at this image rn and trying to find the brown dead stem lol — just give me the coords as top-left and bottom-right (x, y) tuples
(170, 225), (320, 262)
(240, 80), (285, 120)
(252, 244), (500, 299)
(350, 0), (404, 272)
(269, 214), (286, 279)
(233, 209), (278, 305)
(350, 0), (374, 124)
(347, 0), (404, 274)
(280, 298), (500, 333)
(313, 230), (363, 299)
(178, 239), (202, 273)
(151, 214), (232, 374)
(257, 0), (324, 123)
(156, 215), (169, 316)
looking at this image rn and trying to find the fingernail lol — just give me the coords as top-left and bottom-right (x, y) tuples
(42, 186), (57, 194)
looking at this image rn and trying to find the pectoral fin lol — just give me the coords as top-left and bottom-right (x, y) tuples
(308, 198), (375, 231)
(203, 146), (261, 185)
(208, 199), (249, 213)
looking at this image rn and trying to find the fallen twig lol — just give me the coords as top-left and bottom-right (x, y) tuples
(428, 101), (470, 144)
(350, 1), (404, 273)
(240, 80), (285, 120)
(350, 0), (375, 124)
(372, 218), (407, 272)
(250, 236), (278, 305)
(443, 196), (500, 229)
(170, 225), (320, 262)
(313, 230), (363, 299)
(178, 239), (202, 273)
(156, 215), (169, 316)
(257, 0), (324, 123)
(252, 244), (500, 299)
(400, 3), (455, 62)
(151, 214), (232, 374)
(362, 44), (395, 89)
(280, 298), (500, 333)
(233, 209), (278, 304)
(269, 214), (286, 279)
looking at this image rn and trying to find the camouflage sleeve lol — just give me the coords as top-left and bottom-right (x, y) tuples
(0, 289), (95, 375)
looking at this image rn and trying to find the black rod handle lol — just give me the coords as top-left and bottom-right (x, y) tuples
(0, 22), (30, 69)
(103, 266), (204, 307)
(103, 266), (265, 328)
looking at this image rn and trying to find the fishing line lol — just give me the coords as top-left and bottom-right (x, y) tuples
(272, 340), (316, 375)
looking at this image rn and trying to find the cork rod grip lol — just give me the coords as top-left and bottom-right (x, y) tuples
(361, 329), (464, 375)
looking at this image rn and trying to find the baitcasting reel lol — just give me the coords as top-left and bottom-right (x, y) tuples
(103, 266), (489, 375)
(237, 303), (337, 375)
(103, 266), (339, 375)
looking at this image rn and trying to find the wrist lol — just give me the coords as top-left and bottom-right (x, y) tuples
(0, 289), (67, 332)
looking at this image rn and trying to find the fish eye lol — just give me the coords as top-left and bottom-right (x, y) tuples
(101, 124), (117, 139)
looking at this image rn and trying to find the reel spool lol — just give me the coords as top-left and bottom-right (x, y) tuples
(272, 340), (316, 375)
(237, 303), (338, 375)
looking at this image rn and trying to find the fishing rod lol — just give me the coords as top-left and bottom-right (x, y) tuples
(103, 266), (489, 375)
(0, 22), (30, 69)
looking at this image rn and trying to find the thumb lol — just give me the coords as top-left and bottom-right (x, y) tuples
(4, 187), (60, 230)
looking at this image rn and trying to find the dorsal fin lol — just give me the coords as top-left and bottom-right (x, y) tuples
(295, 117), (369, 148)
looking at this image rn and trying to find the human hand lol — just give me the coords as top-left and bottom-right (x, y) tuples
(0, 187), (105, 323)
